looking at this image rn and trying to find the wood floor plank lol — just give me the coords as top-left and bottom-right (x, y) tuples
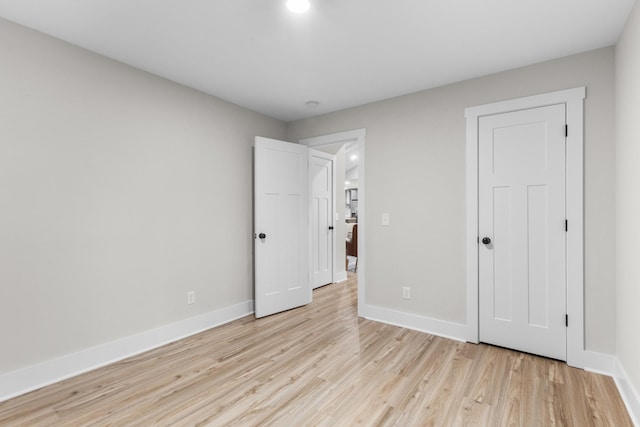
(0, 273), (633, 426)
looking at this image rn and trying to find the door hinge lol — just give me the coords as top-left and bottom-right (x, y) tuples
(565, 314), (569, 327)
(477, 236), (479, 244)
(565, 125), (568, 137)
(565, 219), (568, 232)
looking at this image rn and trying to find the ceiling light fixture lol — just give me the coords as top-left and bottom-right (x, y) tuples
(287, 0), (310, 13)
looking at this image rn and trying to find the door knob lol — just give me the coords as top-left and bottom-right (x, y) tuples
(258, 233), (266, 239)
(482, 237), (491, 245)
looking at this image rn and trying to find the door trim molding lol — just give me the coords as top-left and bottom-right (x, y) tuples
(299, 129), (366, 317)
(465, 87), (586, 368)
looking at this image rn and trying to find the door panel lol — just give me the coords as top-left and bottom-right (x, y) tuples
(479, 104), (567, 360)
(492, 186), (512, 321)
(310, 150), (334, 288)
(527, 184), (549, 328)
(254, 137), (310, 318)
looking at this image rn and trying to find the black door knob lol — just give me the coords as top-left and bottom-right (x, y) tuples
(258, 233), (266, 239)
(482, 237), (491, 245)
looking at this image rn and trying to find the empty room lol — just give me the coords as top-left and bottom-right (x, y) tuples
(1, 0), (639, 425)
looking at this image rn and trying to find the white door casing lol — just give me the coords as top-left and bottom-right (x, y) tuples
(478, 104), (567, 361)
(310, 150), (334, 289)
(466, 87), (587, 368)
(254, 137), (311, 318)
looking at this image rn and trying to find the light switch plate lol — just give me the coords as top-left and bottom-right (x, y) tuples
(382, 213), (390, 226)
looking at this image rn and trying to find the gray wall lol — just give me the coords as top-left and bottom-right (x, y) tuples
(616, 0), (640, 401)
(288, 47), (616, 354)
(0, 18), (286, 374)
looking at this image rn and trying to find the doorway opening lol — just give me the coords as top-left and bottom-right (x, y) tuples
(299, 129), (366, 317)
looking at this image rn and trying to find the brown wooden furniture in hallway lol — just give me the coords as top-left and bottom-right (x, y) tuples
(346, 224), (358, 257)
(346, 223), (358, 271)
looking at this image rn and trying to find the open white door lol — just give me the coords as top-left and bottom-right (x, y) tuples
(254, 137), (310, 318)
(310, 149), (334, 288)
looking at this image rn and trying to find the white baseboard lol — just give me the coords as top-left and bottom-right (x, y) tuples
(362, 304), (467, 342)
(579, 353), (639, 426)
(334, 271), (348, 283)
(613, 358), (640, 427)
(0, 300), (254, 403)
(581, 350), (616, 376)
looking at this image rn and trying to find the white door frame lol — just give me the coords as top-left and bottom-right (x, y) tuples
(299, 129), (366, 317)
(465, 87), (586, 368)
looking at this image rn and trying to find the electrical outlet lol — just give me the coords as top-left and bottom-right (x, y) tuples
(187, 291), (195, 305)
(402, 287), (411, 299)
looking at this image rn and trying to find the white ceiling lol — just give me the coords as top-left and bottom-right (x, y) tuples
(0, 0), (635, 122)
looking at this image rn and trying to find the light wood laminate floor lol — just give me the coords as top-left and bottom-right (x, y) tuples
(0, 273), (632, 426)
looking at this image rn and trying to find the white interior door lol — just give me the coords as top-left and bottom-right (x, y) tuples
(254, 137), (310, 318)
(310, 150), (334, 288)
(478, 104), (567, 360)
